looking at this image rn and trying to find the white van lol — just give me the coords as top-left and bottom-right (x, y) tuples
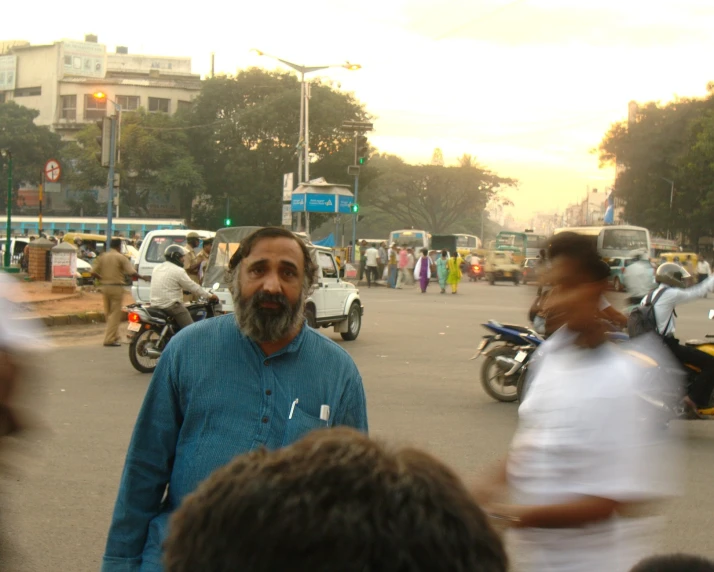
(131, 229), (214, 303)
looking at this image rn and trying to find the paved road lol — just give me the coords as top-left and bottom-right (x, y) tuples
(4, 281), (714, 570)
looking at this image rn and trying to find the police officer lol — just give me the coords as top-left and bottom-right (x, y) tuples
(183, 232), (202, 285)
(195, 237), (213, 284)
(92, 238), (147, 347)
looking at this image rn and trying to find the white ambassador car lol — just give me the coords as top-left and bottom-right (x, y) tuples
(203, 227), (363, 341)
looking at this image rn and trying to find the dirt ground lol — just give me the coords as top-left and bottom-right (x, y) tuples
(7, 279), (135, 316)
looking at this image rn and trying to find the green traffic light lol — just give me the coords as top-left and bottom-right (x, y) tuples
(350, 204), (359, 214)
(358, 157), (366, 165)
(224, 218), (232, 226)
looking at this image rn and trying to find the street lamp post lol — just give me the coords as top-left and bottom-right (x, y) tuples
(660, 177), (675, 240)
(93, 93), (122, 250)
(2, 150), (12, 269)
(250, 50), (361, 233)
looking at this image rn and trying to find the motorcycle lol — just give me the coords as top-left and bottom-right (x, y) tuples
(467, 260), (485, 282)
(471, 321), (543, 402)
(125, 293), (219, 373)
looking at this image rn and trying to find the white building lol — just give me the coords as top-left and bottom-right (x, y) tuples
(0, 35), (202, 217)
(0, 35), (201, 140)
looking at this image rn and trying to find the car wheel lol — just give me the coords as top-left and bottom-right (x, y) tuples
(341, 302), (362, 341)
(304, 305), (317, 329)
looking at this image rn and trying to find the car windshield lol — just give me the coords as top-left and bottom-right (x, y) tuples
(145, 235), (190, 263)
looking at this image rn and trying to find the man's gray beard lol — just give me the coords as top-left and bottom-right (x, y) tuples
(233, 283), (305, 343)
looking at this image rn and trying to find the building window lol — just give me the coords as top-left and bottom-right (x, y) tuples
(14, 86), (41, 97)
(116, 95), (139, 111)
(148, 97), (170, 113)
(84, 94), (106, 120)
(60, 95), (77, 120)
(177, 100), (192, 113)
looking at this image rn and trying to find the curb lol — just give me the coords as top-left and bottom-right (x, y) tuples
(21, 310), (130, 328)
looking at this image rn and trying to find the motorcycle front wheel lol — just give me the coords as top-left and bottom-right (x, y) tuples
(129, 328), (164, 374)
(480, 346), (519, 402)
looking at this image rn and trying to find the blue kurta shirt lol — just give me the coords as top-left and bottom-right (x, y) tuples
(102, 314), (368, 572)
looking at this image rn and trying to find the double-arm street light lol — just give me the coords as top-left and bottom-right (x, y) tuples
(92, 91), (122, 248)
(250, 49), (361, 232)
(2, 149), (12, 269)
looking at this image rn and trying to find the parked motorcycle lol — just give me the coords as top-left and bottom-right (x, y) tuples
(471, 320), (543, 402)
(126, 294), (219, 373)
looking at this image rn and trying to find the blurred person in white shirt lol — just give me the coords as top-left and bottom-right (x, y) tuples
(697, 257), (711, 284)
(150, 245), (218, 329)
(624, 252), (657, 305)
(474, 232), (678, 572)
(363, 243), (379, 288)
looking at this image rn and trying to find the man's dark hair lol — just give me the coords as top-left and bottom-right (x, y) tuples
(548, 232), (610, 282)
(630, 553), (714, 572)
(229, 227), (318, 292)
(421, 248), (429, 255)
(110, 238), (122, 250)
(164, 428), (507, 572)
(372, 242), (377, 248)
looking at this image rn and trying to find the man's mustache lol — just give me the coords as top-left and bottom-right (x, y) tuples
(249, 291), (291, 312)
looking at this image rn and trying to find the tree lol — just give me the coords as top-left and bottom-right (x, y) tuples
(598, 92), (714, 242)
(62, 109), (204, 220)
(0, 102), (62, 208)
(186, 70), (370, 229)
(361, 155), (516, 233)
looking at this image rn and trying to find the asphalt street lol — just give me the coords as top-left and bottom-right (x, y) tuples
(4, 280), (714, 570)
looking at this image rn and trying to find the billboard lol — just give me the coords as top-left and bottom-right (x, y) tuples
(60, 40), (107, 78)
(0, 55), (16, 91)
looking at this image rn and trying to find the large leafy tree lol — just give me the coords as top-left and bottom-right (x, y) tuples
(598, 89), (714, 242)
(187, 69), (369, 229)
(360, 154), (516, 233)
(62, 109), (204, 220)
(0, 102), (62, 208)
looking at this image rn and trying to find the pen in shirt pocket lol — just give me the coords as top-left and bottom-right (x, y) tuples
(289, 399), (298, 419)
(320, 405), (330, 425)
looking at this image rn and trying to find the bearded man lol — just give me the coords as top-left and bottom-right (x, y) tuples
(102, 227), (368, 572)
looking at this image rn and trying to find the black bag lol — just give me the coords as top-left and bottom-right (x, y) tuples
(627, 288), (671, 338)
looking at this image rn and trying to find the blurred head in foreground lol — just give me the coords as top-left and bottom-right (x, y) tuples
(164, 428), (507, 572)
(544, 232), (610, 333)
(631, 553), (714, 572)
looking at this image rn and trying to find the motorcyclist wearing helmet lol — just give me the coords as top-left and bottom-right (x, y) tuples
(150, 245), (218, 329)
(646, 262), (714, 415)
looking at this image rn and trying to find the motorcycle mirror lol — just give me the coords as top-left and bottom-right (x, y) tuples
(709, 309), (714, 320)
(213, 283), (220, 290)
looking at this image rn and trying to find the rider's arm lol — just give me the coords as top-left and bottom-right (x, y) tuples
(669, 274), (714, 305)
(176, 268), (211, 299)
(102, 345), (183, 571)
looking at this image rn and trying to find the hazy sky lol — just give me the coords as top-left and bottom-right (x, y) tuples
(7, 0), (714, 216)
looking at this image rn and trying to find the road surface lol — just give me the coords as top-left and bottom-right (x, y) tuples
(4, 281), (714, 570)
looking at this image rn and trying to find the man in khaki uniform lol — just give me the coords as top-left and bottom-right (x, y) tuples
(195, 237), (213, 285)
(92, 238), (144, 347)
(183, 232), (202, 285)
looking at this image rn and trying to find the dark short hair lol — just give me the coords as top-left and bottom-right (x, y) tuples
(229, 227), (318, 291)
(110, 238), (122, 250)
(630, 553), (714, 572)
(421, 248), (429, 255)
(203, 237), (214, 245)
(548, 232), (609, 282)
(441, 249), (447, 256)
(164, 428), (507, 572)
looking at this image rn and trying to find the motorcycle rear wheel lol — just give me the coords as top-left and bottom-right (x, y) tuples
(480, 346), (519, 402)
(129, 328), (164, 374)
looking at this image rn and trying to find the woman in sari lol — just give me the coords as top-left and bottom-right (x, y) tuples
(436, 249), (449, 294)
(446, 250), (463, 294)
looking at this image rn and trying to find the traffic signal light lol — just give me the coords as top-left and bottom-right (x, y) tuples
(356, 135), (369, 166)
(350, 203), (359, 214)
(224, 218), (232, 226)
(95, 117), (112, 167)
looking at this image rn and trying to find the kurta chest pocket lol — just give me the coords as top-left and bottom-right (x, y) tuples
(282, 405), (328, 447)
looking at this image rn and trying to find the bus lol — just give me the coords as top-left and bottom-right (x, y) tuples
(651, 236), (679, 258)
(5, 216), (187, 237)
(494, 231), (547, 263)
(553, 225), (651, 259)
(454, 234), (482, 257)
(388, 229), (430, 251)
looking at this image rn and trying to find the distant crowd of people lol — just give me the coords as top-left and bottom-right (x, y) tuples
(356, 239), (464, 294)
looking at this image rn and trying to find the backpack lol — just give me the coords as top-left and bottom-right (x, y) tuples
(627, 287), (672, 338)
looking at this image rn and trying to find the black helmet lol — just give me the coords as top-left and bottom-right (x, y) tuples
(656, 262), (690, 288)
(164, 244), (187, 267)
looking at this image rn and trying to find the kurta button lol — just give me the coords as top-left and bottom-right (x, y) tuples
(262, 416), (269, 423)
(265, 389), (272, 396)
(264, 360), (269, 366)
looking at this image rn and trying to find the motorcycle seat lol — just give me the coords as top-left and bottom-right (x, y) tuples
(146, 307), (170, 319)
(685, 339), (706, 347)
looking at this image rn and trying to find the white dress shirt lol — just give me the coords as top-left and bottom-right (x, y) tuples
(364, 247), (379, 267)
(644, 276), (714, 337)
(508, 328), (676, 572)
(150, 261), (211, 308)
(623, 260), (656, 299)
